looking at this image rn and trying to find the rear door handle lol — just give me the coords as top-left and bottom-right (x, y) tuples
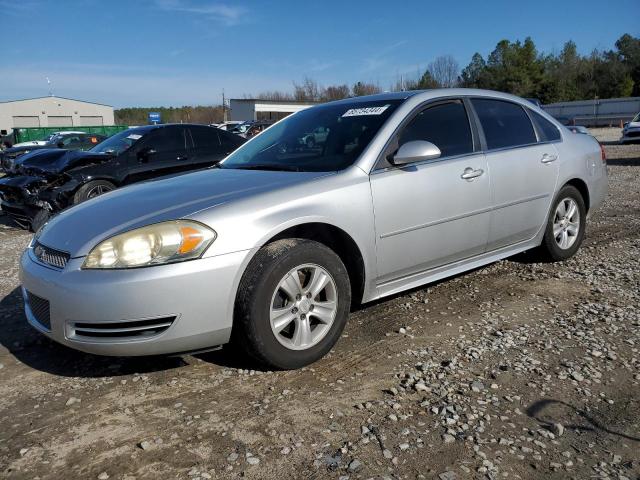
(461, 167), (484, 180)
(176, 155), (188, 161)
(541, 153), (558, 163)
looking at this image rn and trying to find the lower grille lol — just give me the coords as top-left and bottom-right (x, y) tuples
(34, 242), (70, 269)
(72, 317), (176, 340)
(27, 291), (51, 330)
(626, 131), (640, 138)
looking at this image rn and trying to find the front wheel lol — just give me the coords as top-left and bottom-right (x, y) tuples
(233, 239), (351, 369)
(73, 180), (116, 204)
(537, 185), (586, 261)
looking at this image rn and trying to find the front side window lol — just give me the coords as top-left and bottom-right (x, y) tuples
(471, 98), (537, 150)
(147, 127), (187, 153)
(529, 110), (561, 142)
(399, 101), (473, 158)
(222, 100), (401, 172)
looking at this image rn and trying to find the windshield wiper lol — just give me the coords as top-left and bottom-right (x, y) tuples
(231, 164), (301, 172)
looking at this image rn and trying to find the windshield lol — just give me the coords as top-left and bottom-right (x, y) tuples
(221, 100), (401, 172)
(90, 128), (148, 154)
(46, 134), (65, 145)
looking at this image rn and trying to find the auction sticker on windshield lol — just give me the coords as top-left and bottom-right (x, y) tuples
(342, 105), (390, 117)
(127, 134), (143, 140)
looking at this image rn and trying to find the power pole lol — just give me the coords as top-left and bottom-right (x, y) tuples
(222, 89), (227, 123)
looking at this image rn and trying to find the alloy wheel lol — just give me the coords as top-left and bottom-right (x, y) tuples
(553, 197), (580, 249)
(269, 263), (338, 351)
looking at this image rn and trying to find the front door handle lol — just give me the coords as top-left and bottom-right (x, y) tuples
(461, 167), (484, 181)
(541, 153), (558, 163)
(176, 155), (189, 161)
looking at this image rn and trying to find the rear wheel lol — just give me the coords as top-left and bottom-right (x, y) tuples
(73, 180), (116, 204)
(537, 185), (586, 261)
(233, 239), (351, 369)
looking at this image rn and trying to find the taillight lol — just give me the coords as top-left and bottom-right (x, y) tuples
(600, 143), (606, 164)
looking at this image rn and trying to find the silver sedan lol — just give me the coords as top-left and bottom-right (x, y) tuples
(20, 89), (608, 369)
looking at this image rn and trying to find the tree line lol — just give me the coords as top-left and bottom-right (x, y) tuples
(115, 33), (639, 125)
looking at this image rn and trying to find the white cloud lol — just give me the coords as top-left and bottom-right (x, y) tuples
(154, 0), (247, 26)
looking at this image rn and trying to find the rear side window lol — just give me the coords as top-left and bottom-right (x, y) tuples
(399, 101), (473, 158)
(219, 130), (244, 152)
(528, 110), (561, 142)
(471, 99), (536, 150)
(190, 126), (221, 149)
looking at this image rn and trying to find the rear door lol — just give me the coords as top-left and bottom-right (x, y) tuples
(187, 125), (228, 169)
(470, 98), (560, 250)
(370, 99), (492, 284)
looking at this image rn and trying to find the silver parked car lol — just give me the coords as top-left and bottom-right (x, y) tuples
(20, 89), (608, 369)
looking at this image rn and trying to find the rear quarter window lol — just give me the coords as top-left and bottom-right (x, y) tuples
(471, 98), (537, 150)
(528, 110), (561, 142)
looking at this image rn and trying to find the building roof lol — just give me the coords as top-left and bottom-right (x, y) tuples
(0, 96), (113, 108)
(230, 98), (319, 105)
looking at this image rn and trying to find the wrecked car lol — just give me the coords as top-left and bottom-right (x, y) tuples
(0, 132), (106, 173)
(0, 124), (245, 231)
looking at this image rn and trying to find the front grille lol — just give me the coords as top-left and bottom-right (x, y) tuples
(627, 131), (640, 138)
(27, 291), (51, 330)
(34, 242), (70, 269)
(72, 317), (176, 340)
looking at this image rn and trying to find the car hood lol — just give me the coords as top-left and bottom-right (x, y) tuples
(13, 140), (48, 147)
(37, 167), (330, 257)
(625, 121), (640, 130)
(20, 149), (110, 176)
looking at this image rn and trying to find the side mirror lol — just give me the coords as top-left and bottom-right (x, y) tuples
(391, 140), (441, 166)
(57, 141), (65, 148)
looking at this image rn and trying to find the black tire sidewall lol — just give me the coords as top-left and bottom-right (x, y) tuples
(236, 239), (351, 369)
(74, 180), (115, 204)
(543, 185), (586, 261)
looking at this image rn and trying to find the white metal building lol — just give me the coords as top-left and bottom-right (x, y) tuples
(229, 99), (317, 122)
(0, 96), (115, 133)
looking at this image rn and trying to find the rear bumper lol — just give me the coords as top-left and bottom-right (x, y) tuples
(19, 246), (252, 356)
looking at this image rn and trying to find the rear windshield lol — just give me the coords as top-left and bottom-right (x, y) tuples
(221, 100), (402, 172)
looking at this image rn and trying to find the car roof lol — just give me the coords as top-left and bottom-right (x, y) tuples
(323, 88), (541, 108)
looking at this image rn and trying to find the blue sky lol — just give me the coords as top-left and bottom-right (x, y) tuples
(0, 0), (638, 107)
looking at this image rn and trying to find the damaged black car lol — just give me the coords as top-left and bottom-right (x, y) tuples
(0, 132), (107, 173)
(0, 124), (245, 231)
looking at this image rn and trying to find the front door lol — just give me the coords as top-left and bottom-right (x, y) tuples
(370, 100), (492, 284)
(127, 126), (188, 183)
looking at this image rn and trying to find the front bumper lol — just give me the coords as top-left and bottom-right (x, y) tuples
(19, 246), (253, 356)
(620, 130), (640, 143)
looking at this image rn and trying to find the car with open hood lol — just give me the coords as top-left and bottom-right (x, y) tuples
(0, 124), (244, 230)
(19, 89), (608, 369)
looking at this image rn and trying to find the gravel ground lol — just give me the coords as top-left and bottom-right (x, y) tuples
(0, 129), (639, 480)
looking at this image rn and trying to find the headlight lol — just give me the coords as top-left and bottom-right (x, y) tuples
(83, 220), (216, 269)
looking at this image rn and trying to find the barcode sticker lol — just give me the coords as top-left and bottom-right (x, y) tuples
(342, 104), (390, 117)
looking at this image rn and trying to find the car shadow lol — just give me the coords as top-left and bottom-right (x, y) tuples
(0, 286), (190, 378)
(526, 398), (640, 442)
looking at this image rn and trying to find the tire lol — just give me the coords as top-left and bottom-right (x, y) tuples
(30, 209), (51, 233)
(73, 180), (116, 204)
(233, 238), (351, 370)
(537, 185), (586, 262)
